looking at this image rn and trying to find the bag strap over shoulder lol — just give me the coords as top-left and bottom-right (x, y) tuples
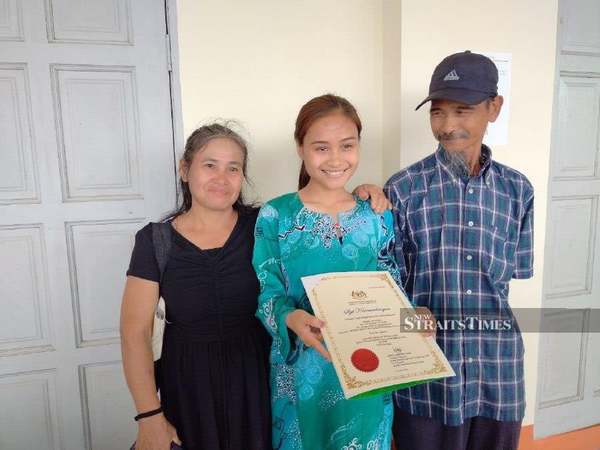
(150, 222), (171, 363)
(151, 222), (172, 283)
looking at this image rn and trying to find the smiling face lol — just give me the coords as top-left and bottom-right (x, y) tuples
(297, 113), (360, 191)
(180, 137), (245, 212)
(429, 97), (503, 157)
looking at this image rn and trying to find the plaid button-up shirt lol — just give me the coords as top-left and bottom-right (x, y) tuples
(384, 145), (534, 426)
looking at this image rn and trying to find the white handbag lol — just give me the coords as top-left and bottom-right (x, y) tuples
(151, 297), (166, 361)
(151, 222), (172, 362)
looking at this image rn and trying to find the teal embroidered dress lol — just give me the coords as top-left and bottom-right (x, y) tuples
(253, 192), (400, 450)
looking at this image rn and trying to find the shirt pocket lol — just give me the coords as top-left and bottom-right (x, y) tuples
(482, 194), (514, 287)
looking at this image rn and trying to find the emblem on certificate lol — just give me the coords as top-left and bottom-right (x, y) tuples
(302, 271), (455, 399)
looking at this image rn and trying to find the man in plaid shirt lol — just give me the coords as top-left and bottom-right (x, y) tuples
(384, 51), (534, 450)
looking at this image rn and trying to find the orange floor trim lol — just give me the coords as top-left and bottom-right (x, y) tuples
(518, 423), (600, 450)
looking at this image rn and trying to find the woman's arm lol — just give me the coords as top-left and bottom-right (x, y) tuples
(253, 204), (329, 362)
(120, 276), (180, 449)
(120, 276), (160, 413)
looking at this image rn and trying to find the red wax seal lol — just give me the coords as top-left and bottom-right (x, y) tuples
(351, 348), (379, 372)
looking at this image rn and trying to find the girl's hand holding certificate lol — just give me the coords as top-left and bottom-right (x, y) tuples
(285, 309), (331, 361)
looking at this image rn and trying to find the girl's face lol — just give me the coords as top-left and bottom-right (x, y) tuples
(298, 113), (359, 191)
(180, 137), (245, 212)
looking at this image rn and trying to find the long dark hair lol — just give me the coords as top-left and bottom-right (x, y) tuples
(165, 122), (255, 220)
(294, 94), (362, 189)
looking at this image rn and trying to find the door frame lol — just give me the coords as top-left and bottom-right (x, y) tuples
(533, 2), (562, 439)
(166, 0), (184, 198)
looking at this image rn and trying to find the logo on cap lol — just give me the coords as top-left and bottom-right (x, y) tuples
(415, 51), (498, 110)
(443, 69), (460, 81)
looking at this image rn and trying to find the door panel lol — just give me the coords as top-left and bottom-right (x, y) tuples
(79, 361), (137, 450)
(44, 0), (134, 45)
(0, 1), (176, 448)
(535, 0), (600, 438)
(52, 65), (143, 201)
(0, 63), (39, 203)
(0, 370), (62, 450)
(0, 225), (52, 355)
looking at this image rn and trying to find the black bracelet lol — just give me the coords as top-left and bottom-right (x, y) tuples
(134, 407), (162, 421)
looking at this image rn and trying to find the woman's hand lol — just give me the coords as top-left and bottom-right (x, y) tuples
(353, 184), (392, 214)
(134, 413), (181, 450)
(285, 309), (331, 361)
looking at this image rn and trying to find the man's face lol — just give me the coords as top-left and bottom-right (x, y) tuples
(429, 97), (503, 155)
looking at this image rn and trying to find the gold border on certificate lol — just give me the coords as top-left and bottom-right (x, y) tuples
(303, 271), (455, 398)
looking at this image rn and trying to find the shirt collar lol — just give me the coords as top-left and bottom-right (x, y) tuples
(435, 144), (493, 184)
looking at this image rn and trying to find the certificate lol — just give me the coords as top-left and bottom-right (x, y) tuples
(302, 271), (455, 399)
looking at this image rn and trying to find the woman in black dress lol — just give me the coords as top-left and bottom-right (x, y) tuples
(120, 123), (271, 450)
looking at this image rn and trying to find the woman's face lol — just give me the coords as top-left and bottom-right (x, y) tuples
(180, 137), (245, 212)
(298, 113), (359, 191)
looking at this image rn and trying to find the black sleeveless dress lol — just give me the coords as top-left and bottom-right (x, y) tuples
(127, 209), (271, 450)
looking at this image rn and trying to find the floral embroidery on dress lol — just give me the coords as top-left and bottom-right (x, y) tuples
(258, 297), (276, 330)
(342, 437), (362, 450)
(309, 213), (338, 249)
(260, 203), (279, 219)
(294, 347), (325, 401)
(274, 363), (297, 402)
(366, 440), (380, 450)
(318, 389), (346, 410)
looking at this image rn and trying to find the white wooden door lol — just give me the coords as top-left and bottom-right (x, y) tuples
(534, 0), (600, 439)
(0, 1), (177, 448)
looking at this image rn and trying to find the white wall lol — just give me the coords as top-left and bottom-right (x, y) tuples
(384, 0), (559, 425)
(382, 0), (402, 179)
(176, 0), (384, 203)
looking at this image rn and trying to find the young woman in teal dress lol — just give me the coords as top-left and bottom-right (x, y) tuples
(253, 94), (401, 450)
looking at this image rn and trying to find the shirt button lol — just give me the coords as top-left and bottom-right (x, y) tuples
(466, 255), (473, 261)
(466, 289), (472, 295)
(468, 188), (474, 194)
(468, 221), (474, 227)
(468, 357), (474, 363)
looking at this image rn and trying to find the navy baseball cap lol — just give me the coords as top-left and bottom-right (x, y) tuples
(415, 51), (499, 110)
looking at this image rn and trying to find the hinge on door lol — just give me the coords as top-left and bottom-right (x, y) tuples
(165, 33), (173, 72)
